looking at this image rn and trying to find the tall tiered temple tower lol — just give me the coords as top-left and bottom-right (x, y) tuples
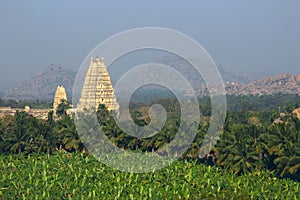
(77, 57), (119, 111)
(53, 85), (68, 113)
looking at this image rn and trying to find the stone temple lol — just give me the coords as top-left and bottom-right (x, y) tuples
(53, 85), (68, 113)
(77, 57), (119, 111)
(0, 85), (68, 120)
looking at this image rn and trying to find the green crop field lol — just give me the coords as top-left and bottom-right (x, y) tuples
(0, 152), (299, 199)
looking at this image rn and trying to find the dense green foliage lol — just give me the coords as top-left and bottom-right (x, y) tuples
(1, 95), (300, 198)
(56, 99), (71, 117)
(129, 90), (300, 112)
(1, 93), (299, 111)
(0, 98), (52, 109)
(1, 153), (299, 199)
(1, 101), (300, 181)
(226, 94), (300, 112)
(0, 110), (83, 154)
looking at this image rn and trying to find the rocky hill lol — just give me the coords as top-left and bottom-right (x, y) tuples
(3, 65), (76, 101)
(1, 60), (299, 102)
(226, 74), (300, 95)
(2, 56), (253, 102)
(158, 56), (252, 85)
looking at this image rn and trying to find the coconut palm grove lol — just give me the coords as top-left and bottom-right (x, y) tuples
(0, 94), (300, 199)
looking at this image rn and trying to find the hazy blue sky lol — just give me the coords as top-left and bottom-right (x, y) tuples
(0, 0), (299, 89)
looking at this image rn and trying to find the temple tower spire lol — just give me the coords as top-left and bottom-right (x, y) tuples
(53, 85), (67, 115)
(78, 57), (119, 111)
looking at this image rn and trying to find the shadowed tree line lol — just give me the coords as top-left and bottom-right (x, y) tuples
(0, 98), (52, 109)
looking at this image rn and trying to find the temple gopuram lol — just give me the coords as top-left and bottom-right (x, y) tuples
(0, 57), (119, 119)
(53, 85), (68, 115)
(77, 57), (119, 111)
(0, 85), (68, 120)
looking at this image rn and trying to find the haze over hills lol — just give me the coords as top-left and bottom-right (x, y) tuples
(226, 74), (300, 96)
(157, 56), (253, 86)
(0, 61), (299, 102)
(2, 65), (76, 101)
(0, 87), (3, 96)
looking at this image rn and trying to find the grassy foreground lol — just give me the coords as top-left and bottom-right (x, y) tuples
(0, 152), (299, 199)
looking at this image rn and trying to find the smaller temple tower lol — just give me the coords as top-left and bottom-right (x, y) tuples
(53, 85), (67, 113)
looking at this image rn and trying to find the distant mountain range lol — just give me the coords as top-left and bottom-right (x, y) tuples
(226, 74), (300, 96)
(1, 61), (299, 102)
(2, 65), (76, 101)
(157, 56), (253, 86)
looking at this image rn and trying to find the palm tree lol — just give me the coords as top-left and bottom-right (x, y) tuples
(269, 118), (300, 180)
(27, 111), (57, 153)
(97, 104), (110, 126)
(24, 115), (46, 153)
(75, 113), (102, 153)
(55, 115), (82, 152)
(146, 124), (176, 152)
(0, 118), (5, 152)
(266, 123), (295, 164)
(56, 100), (70, 117)
(0, 115), (15, 153)
(274, 155), (300, 180)
(2, 111), (31, 154)
(191, 122), (216, 162)
(216, 124), (261, 174)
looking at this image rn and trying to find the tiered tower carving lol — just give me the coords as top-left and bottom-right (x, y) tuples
(53, 85), (68, 113)
(78, 57), (119, 111)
